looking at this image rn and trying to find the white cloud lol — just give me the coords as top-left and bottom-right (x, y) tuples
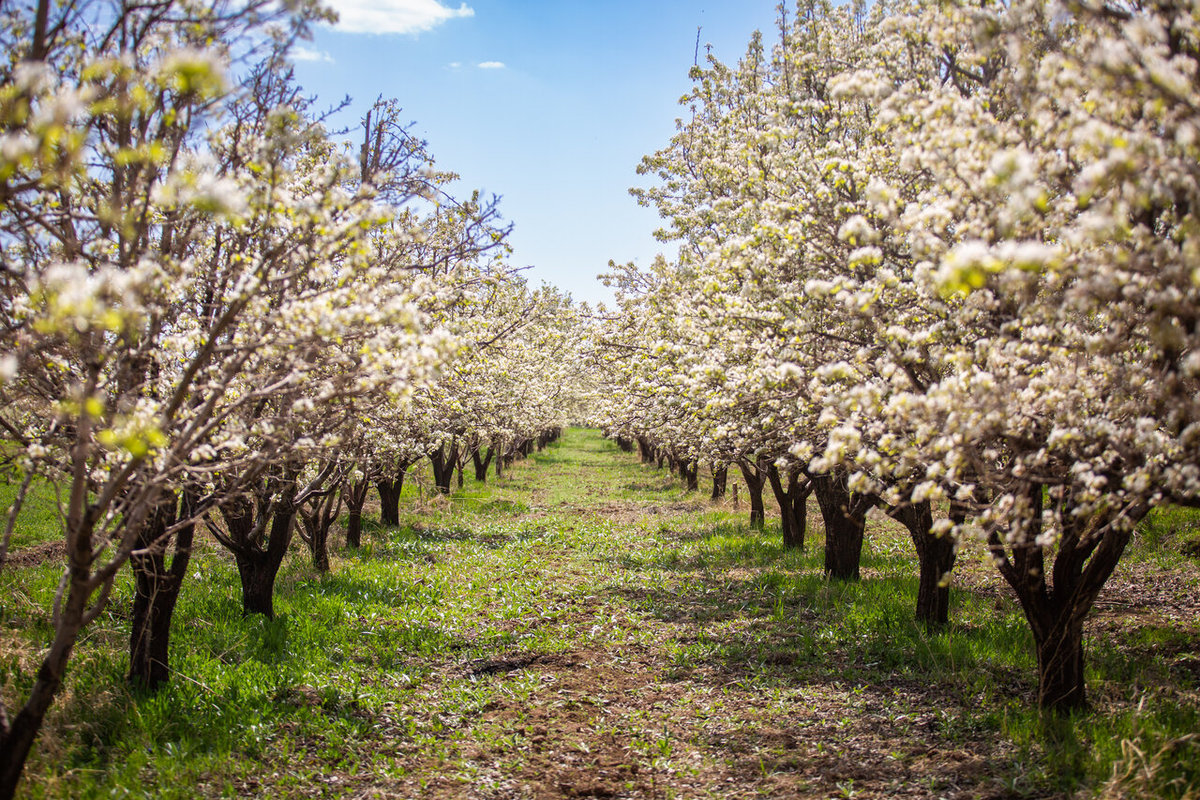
(325, 0), (474, 35)
(477, 61), (506, 69)
(292, 46), (334, 63)
(448, 61), (462, 69)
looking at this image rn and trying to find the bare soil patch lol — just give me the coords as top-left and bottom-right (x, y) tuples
(4, 541), (63, 568)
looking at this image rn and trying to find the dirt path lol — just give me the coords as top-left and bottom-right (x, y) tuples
(355, 431), (1023, 800)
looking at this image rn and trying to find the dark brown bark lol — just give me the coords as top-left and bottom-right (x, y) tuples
(472, 447), (494, 482)
(209, 469), (306, 619)
(0, 509), (103, 800)
(637, 437), (655, 464)
(429, 440), (460, 495)
(0, 581), (90, 800)
(810, 469), (870, 580)
(235, 549), (280, 618)
(681, 460), (700, 492)
(341, 475), (371, 548)
(987, 482), (1142, 711)
(711, 466), (728, 500)
(376, 457), (412, 526)
(377, 478), (403, 526)
(29, 0), (50, 61)
(298, 483), (343, 573)
(768, 465), (811, 550)
(129, 492), (196, 689)
(888, 500), (954, 627)
(346, 510), (362, 547)
(0, 384), (150, 799)
(738, 459), (767, 530)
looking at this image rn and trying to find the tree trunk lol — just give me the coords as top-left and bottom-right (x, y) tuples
(1035, 621), (1087, 710)
(711, 466), (728, 500)
(473, 447), (494, 482)
(236, 550), (279, 618)
(987, 482), (1143, 712)
(129, 492), (196, 689)
(890, 501), (954, 627)
(738, 460), (766, 530)
(0, 593), (88, 799)
(767, 465), (810, 550)
(129, 571), (180, 689)
(811, 470), (868, 580)
(228, 491), (296, 619)
(311, 532), (330, 572)
(0, 523), (97, 800)
(684, 460), (699, 491)
(637, 437), (655, 464)
(377, 478), (403, 526)
(299, 483), (342, 574)
(429, 440), (459, 495)
(342, 476), (371, 548)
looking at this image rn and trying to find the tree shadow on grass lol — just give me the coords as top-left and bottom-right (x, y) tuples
(602, 522), (1200, 797)
(298, 571), (444, 609)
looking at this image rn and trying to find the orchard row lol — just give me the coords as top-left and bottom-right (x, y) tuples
(592, 0), (1200, 717)
(0, 2), (587, 795)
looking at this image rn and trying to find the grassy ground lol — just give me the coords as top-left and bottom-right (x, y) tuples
(2, 428), (1199, 799)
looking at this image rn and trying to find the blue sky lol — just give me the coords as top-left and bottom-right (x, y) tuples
(291, 0), (782, 306)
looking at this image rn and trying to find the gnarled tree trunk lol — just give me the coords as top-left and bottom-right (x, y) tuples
(341, 472), (372, 548)
(767, 465), (811, 550)
(376, 456), (413, 526)
(208, 463), (331, 619)
(129, 491), (197, 689)
(0, 474), (123, 800)
(810, 469), (870, 580)
(989, 483), (1143, 711)
(888, 500), (955, 627)
(429, 439), (460, 495)
(298, 478), (344, 573)
(711, 465), (728, 500)
(738, 458), (767, 530)
(681, 460), (699, 492)
(472, 446), (494, 482)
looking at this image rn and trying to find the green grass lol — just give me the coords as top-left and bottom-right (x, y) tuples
(1136, 504), (1200, 565)
(2, 428), (1198, 798)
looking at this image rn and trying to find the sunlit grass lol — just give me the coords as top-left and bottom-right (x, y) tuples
(2, 428), (1198, 798)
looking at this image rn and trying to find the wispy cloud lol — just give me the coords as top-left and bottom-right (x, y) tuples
(325, 0), (474, 35)
(292, 46), (334, 63)
(477, 61), (506, 69)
